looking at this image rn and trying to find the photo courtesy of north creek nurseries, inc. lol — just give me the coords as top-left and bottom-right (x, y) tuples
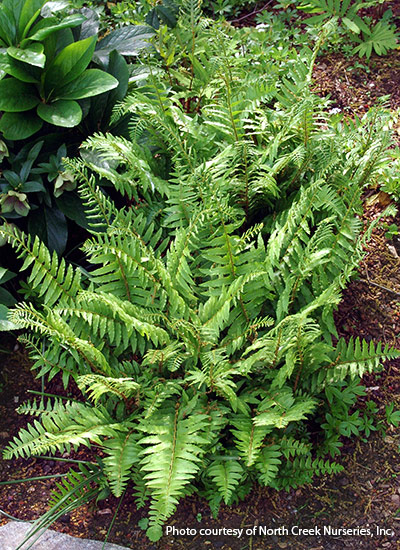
(1, 1), (400, 549)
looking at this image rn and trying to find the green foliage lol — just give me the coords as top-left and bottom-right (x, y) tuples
(0, 0), (119, 140)
(0, 141), (87, 255)
(296, 0), (399, 58)
(352, 15), (399, 58)
(1, 7), (399, 543)
(0, 264), (18, 331)
(0, 2), (154, 257)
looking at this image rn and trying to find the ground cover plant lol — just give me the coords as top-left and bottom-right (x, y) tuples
(1, 1), (400, 546)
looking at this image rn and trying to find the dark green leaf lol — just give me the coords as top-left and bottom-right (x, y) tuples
(77, 7), (99, 40)
(28, 206), (47, 242)
(21, 180), (46, 193)
(0, 54), (40, 82)
(7, 43), (45, 67)
(0, 267), (16, 285)
(145, 9), (161, 30)
(0, 10), (16, 46)
(56, 192), (89, 229)
(18, 0), (47, 39)
(45, 35), (97, 91)
(0, 111), (43, 140)
(37, 99), (82, 127)
(156, 2), (178, 28)
(45, 205), (67, 254)
(2, 170), (20, 187)
(0, 287), (17, 307)
(28, 14), (86, 41)
(0, 78), (39, 111)
(55, 69), (118, 100)
(87, 50), (128, 132)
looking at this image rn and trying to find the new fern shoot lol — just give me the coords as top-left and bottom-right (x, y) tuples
(1, 4), (399, 544)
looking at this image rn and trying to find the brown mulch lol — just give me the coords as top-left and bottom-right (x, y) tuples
(312, 50), (400, 118)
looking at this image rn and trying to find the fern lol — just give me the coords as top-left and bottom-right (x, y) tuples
(2, 9), (400, 541)
(208, 457), (244, 505)
(138, 402), (209, 528)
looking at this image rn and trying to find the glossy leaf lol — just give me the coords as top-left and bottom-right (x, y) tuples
(7, 43), (45, 68)
(86, 50), (128, 133)
(40, 1), (70, 18)
(93, 25), (154, 65)
(37, 99), (82, 127)
(0, 78), (39, 111)
(0, 54), (40, 82)
(55, 69), (118, 100)
(18, 0), (47, 40)
(0, 111), (43, 139)
(28, 14), (86, 41)
(45, 35), (97, 91)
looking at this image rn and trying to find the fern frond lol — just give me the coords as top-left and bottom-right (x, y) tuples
(102, 432), (140, 497)
(0, 227), (81, 307)
(77, 375), (140, 405)
(139, 403), (208, 526)
(231, 416), (271, 467)
(255, 445), (281, 486)
(207, 457), (244, 505)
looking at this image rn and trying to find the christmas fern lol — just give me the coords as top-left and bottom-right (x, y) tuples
(1, 9), (399, 543)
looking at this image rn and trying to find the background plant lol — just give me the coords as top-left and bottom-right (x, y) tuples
(296, 0), (399, 58)
(0, 0), (155, 263)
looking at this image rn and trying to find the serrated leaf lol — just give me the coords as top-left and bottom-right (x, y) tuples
(93, 25), (154, 65)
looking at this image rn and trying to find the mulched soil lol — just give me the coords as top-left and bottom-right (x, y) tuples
(2, 4), (400, 549)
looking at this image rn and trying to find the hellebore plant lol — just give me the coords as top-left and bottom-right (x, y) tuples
(0, 191), (30, 216)
(0, 0), (119, 139)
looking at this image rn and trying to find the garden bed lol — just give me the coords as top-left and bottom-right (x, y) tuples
(1, 1), (400, 549)
(1, 192), (400, 550)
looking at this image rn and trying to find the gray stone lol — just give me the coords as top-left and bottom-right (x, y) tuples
(0, 521), (132, 550)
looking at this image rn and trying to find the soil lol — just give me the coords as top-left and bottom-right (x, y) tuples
(1, 3), (400, 550)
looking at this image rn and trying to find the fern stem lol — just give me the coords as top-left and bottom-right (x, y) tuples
(223, 73), (239, 142)
(242, 144), (250, 221)
(293, 326), (304, 393)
